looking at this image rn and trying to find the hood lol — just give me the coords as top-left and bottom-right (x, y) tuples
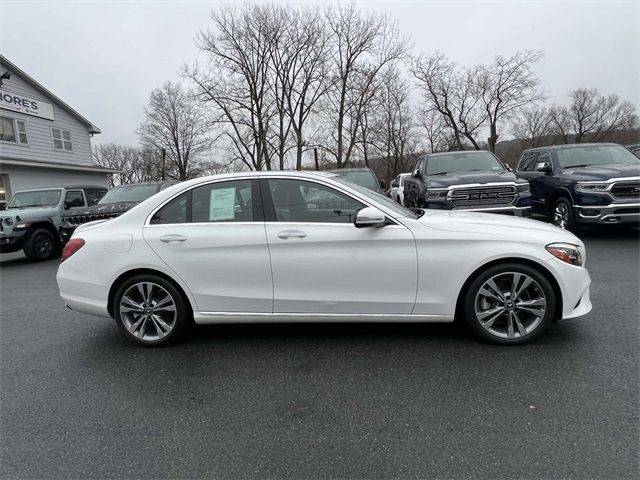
(3, 205), (58, 219)
(419, 209), (580, 243)
(64, 201), (140, 217)
(426, 170), (520, 188)
(559, 164), (640, 181)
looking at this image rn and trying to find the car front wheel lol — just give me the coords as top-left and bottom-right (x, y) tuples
(113, 275), (190, 347)
(463, 263), (556, 345)
(552, 197), (575, 230)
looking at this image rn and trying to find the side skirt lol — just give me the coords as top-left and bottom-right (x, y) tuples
(193, 312), (455, 324)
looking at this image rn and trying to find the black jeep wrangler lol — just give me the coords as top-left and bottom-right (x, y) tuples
(516, 143), (640, 229)
(403, 151), (532, 216)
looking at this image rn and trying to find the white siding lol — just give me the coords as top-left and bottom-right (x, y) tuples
(0, 73), (94, 166)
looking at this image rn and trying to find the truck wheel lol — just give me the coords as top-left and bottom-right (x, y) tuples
(23, 228), (60, 261)
(551, 197), (575, 230)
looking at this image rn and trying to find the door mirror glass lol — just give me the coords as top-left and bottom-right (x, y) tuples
(354, 207), (386, 228)
(536, 162), (552, 173)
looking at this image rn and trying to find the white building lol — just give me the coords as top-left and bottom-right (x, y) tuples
(0, 55), (114, 208)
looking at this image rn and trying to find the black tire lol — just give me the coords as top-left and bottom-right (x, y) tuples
(23, 228), (60, 261)
(462, 263), (556, 346)
(112, 274), (191, 347)
(551, 197), (576, 231)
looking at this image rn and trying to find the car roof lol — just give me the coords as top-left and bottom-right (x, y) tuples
(326, 168), (374, 173)
(13, 185), (107, 193)
(427, 150), (495, 157)
(522, 143), (620, 153)
(110, 181), (179, 188)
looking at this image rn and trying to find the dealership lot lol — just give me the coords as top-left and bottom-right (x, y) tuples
(1, 229), (638, 479)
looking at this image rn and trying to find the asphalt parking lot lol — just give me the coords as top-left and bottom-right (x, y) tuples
(1, 228), (638, 479)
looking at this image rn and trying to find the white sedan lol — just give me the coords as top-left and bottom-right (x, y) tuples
(389, 173), (410, 205)
(57, 171), (592, 347)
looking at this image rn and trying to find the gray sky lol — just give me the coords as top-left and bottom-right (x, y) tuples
(2, 0), (638, 146)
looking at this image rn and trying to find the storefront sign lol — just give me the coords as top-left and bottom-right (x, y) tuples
(0, 90), (54, 120)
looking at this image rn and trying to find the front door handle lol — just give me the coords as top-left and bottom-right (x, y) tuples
(160, 234), (187, 243)
(277, 230), (307, 240)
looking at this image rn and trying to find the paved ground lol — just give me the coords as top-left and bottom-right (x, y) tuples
(1, 228), (638, 479)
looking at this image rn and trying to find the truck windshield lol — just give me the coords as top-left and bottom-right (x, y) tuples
(98, 185), (160, 204)
(7, 189), (62, 209)
(556, 145), (640, 168)
(426, 152), (506, 175)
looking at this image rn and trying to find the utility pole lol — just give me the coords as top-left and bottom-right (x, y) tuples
(160, 148), (166, 180)
(314, 147), (319, 171)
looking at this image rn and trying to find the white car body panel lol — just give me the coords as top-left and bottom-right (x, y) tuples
(264, 222), (417, 314)
(56, 171), (592, 328)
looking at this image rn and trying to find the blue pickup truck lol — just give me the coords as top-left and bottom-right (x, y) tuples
(515, 143), (640, 229)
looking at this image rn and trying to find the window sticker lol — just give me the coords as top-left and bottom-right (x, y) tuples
(210, 187), (236, 221)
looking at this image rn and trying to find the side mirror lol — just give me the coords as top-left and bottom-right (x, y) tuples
(412, 169), (422, 179)
(391, 179), (399, 188)
(536, 162), (552, 174)
(354, 207), (386, 228)
(505, 165), (513, 172)
(379, 180), (386, 189)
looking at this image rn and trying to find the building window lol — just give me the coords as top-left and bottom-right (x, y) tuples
(0, 116), (28, 144)
(52, 127), (72, 151)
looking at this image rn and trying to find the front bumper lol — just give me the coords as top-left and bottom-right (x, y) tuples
(0, 234), (25, 253)
(59, 225), (77, 244)
(545, 256), (592, 320)
(574, 202), (640, 225)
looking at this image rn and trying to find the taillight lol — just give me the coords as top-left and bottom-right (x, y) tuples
(61, 238), (85, 262)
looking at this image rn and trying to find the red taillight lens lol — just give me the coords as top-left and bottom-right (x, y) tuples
(61, 238), (85, 262)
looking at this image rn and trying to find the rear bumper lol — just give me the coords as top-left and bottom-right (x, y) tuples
(574, 202), (640, 225)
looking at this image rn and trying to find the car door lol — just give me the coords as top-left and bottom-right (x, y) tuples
(516, 151), (546, 211)
(143, 178), (273, 313)
(262, 177), (417, 315)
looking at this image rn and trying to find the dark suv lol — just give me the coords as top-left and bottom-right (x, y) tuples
(403, 151), (532, 216)
(516, 143), (640, 229)
(60, 181), (178, 243)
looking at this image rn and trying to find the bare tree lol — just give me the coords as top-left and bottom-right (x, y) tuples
(187, 5), (275, 171)
(93, 143), (162, 186)
(323, 3), (409, 167)
(368, 68), (418, 179)
(550, 88), (638, 143)
(137, 82), (210, 180)
(476, 50), (544, 152)
(412, 52), (486, 150)
(419, 108), (452, 153)
(268, 6), (329, 170)
(511, 106), (553, 148)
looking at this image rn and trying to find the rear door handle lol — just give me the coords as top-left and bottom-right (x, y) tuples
(160, 234), (187, 243)
(277, 230), (307, 240)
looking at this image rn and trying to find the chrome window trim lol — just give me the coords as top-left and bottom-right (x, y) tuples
(144, 174), (407, 227)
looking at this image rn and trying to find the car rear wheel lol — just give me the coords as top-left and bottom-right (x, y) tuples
(23, 228), (59, 261)
(552, 197), (575, 230)
(463, 263), (556, 345)
(113, 275), (190, 347)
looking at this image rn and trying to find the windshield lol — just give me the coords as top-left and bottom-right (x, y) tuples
(99, 184), (160, 204)
(333, 170), (378, 190)
(556, 145), (640, 168)
(8, 189), (62, 209)
(426, 152), (506, 175)
(333, 177), (418, 218)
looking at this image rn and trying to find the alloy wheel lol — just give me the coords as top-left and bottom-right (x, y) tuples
(34, 233), (53, 258)
(474, 272), (547, 339)
(553, 202), (570, 229)
(119, 282), (177, 341)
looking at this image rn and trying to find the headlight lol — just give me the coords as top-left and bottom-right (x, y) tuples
(517, 183), (531, 194)
(2, 217), (14, 227)
(426, 189), (447, 201)
(576, 182), (610, 193)
(546, 242), (583, 266)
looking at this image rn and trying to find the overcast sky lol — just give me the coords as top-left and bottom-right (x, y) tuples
(1, 0), (638, 146)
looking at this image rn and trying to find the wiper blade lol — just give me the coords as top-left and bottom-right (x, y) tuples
(565, 164), (591, 168)
(429, 172), (450, 176)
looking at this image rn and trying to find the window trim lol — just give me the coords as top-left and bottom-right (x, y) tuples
(0, 115), (29, 145)
(50, 126), (73, 152)
(145, 175), (405, 228)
